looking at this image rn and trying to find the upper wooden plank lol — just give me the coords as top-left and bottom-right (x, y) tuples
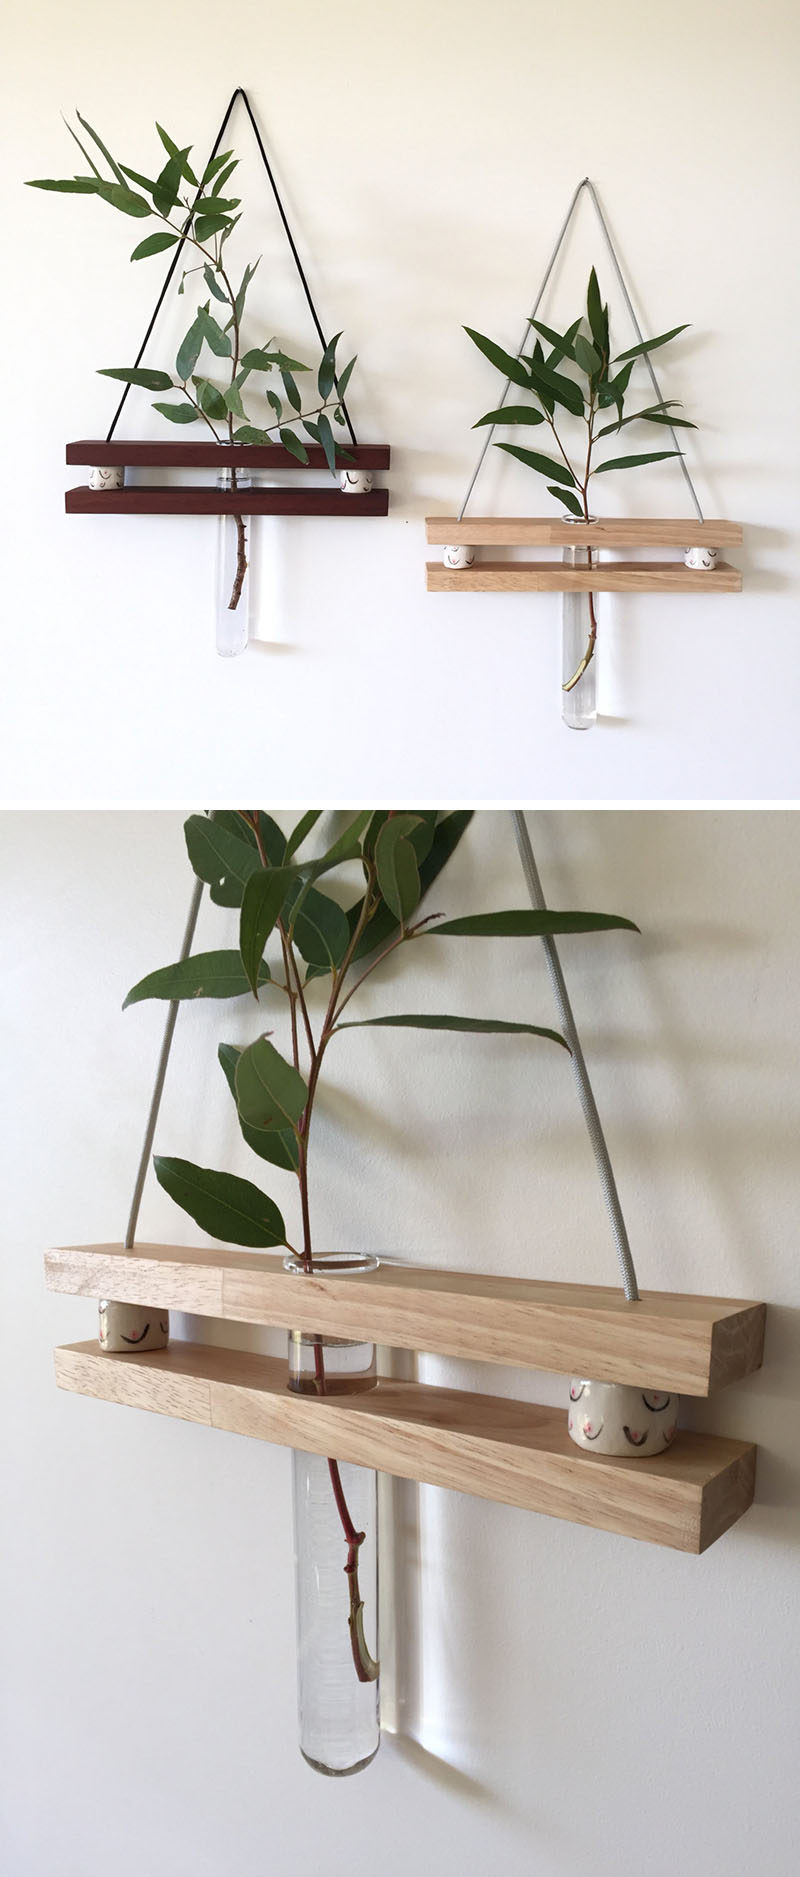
(44, 1245), (766, 1396)
(66, 440), (391, 469)
(425, 517), (743, 546)
(65, 487), (389, 517)
(53, 1340), (757, 1553)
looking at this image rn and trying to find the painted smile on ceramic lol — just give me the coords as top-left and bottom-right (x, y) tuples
(569, 1382), (586, 1401)
(121, 1322), (151, 1344)
(623, 1426), (648, 1447)
(642, 1391), (670, 1411)
(581, 1420), (605, 1440)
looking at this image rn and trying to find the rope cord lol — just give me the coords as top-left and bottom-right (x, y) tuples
(458, 177), (703, 523)
(124, 872), (204, 1249)
(511, 810), (640, 1303)
(106, 86), (357, 448)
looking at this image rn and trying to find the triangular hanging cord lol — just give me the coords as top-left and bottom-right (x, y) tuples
(106, 86), (357, 448)
(458, 178), (703, 524)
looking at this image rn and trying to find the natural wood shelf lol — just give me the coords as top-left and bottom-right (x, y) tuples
(53, 1341), (756, 1553)
(67, 439), (391, 470)
(66, 486), (389, 517)
(426, 560), (741, 593)
(44, 1246), (766, 1396)
(425, 517), (743, 547)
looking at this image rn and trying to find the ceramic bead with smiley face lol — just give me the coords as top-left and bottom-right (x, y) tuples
(98, 1300), (169, 1353)
(567, 1378), (679, 1456)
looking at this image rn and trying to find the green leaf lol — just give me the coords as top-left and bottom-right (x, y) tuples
(195, 377), (228, 422)
(614, 324), (689, 363)
(184, 814), (261, 906)
(241, 348), (309, 374)
(290, 884), (350, 973)
(303, 420), (321, 443)
(350, 809), (474, 963)
(210, 158), (238, 195)
(62, 116), (102, 177)
(176, 313), (206, 382)
(153, 1155), (287, 1247)
(336, 1013), (568, 1047)
(234, 1038), (308, 1133)
(267, 390), (283, 421)
(281, 371), (302, 413)
(596, 404), (695, 439)
(155, 124), (198, 186)
(426, 910), (639, 939)
(203, 264), (228, 303)
(123, 950), (271, 1008)
(526, 356), (584, 417)
(586, 268), (606, 353)
(198, 306), (232, 358)
(223, 381), (247, 421)
(528, 318), (578, 362)
(152, 152), (185, 216)
(152, 400), (200, 424)
(548, 484), (584, 516)
(593, 450), (682, 474)
(464, 328), (531, 391)
(218, 1044), (299, 1171)
(335, 355), (357, 400)
(317, 412), (337, 477)
(375, 815), (422, 924)
(574, 333), (602, 376)
(306, 811), (373, 878)
(239, 867), (293, 994)
(473, 405), (545, 429)
(234, 426), (273, 445)
(97, 366), (173, 390)
(119, 164), (160, 195)
(202, 149), (234, 185)
(284, 810), (322, 860)
(233, 260), (259, 325)
(495, 444), (576, 485)
(318, 331), (341, 401)
(93, 180), (152, 218)
(278, 428), (308, 462)
(130, 231), (179, 261)
(195, 211), (232, 244)
(26, 176), (102, 193)
(545, 318), (583, 371)
(598, 361), (633, 411)
(75, 110), (126, 182)
(192, 196), (240, 215)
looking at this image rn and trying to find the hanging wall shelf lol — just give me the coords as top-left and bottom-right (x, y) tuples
(426, 518), (743, 593)
(52, 1339), (756, 1555)
(65, 441), (391, 516)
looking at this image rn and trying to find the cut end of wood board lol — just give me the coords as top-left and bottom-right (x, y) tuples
(53, 1340), (757, 1554)
(44, 1246), (766, 1397)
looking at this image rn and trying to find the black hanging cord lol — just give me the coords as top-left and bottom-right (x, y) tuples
(107, 86), (358, 448)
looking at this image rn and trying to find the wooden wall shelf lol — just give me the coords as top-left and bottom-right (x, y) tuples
(425, 518), (743, 547)
(45, 1245), (766, 1397)
(66, 486), (389, 517)
(426, 560), (741, 594)
(53, 1340), (756, 1553)
(67, 440), (391, 470)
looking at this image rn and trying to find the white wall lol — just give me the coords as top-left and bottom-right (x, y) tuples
(2, 808), (798, 1877)
(3, 0), (799, 804)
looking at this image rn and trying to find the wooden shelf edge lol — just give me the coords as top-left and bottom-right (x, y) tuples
(426, 560), (742, 594)
(44, 1246), (767, 1397)
(67, 440), (391, 470)
(53, 1341), (756, 1553)
(65, 487), (390, 517)
(425, 517), (743, 547)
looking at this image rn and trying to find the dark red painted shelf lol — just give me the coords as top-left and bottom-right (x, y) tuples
(65, 485), (389, 516)
(66, 439), (391, 471)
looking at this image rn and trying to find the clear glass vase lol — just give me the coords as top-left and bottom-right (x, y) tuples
(287, 1256), (380, 1777)
(215, 470), (255, 656)
(561, 523), (598, 730)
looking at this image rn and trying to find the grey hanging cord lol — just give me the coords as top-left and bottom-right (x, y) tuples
(123, 872), (204, 1249)
(510, 810), (640, 1304)
(458, 177), (703, 523)
(106, 85), (357, 449)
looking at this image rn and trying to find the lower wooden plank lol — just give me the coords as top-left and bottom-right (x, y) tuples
(53, 1342), (756, 1554)
(426, 560), (742, 593)
(65, 486), (389, 517)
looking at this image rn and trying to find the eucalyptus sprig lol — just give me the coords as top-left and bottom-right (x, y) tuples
(466, 269), (696, 687)
(124, 808), (638, 1685)
(27, 114), (358, 609)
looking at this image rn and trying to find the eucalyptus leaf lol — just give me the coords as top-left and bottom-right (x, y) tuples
(284, 810), (322, 860)
(152, 401), (200, 423)
(495, 444), (576, 485)
(463, 328), (531, 391)
(195, 211), (232, 244)
(184, 814), (261, 906)
(586, 267), (606, 354)
(528, 318), (578, 362)
(76, 110), (126, 183)
(318, 332), (341, 401)
(290, 884), (350, 973)
(336, 1013), (568, 1046)
(176, 312), (206, 382)
(426, 910), (639, 938)
(548, 484), (584, 516)
(198, 306), (232, 357)
(279, 428), (309, 463)
(317, 412), (337, 477)
(473, 406), (545, 429)
(349, 810), (473, 963)
(203, 263), (228, 302)
(195, 377), (228, 421)
(98, 366), (173, 390)
(153, 1155), (287, 1247)
(235, 1037), (308, 1134)
(574, 333), (602, 376)
(130, 231), (179, 261)
(26, 176), (102, 193)
(526, 355), (584, 417)
(239, 867), (294, 994)
(281, 371), (302, 413)
(218, 1044), (299, 1171)
(156, 124), (198, 186)
(124, 950), (271, 1008)
(614, 324), (689, 363)
(375, 815), (422, 924)
(593, 450), (682, 474)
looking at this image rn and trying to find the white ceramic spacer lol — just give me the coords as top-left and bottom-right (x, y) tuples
(89, 465), (125, 491)
(98, 1299), (169, 1353)
(339, 468), (373, 495)
(443, 543), (476, 569)
(566, 1377), (679, 1457)
(684, 545), (717, 570)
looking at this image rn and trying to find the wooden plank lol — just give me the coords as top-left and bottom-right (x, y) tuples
(426, 560), (742, 594)
(65, 486), (389, 517)
(44, 1246), (766, 1396)
(425, 517), (743, 547)
(53, 1341), (756, 1553)
(66, 440), (391, 470)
